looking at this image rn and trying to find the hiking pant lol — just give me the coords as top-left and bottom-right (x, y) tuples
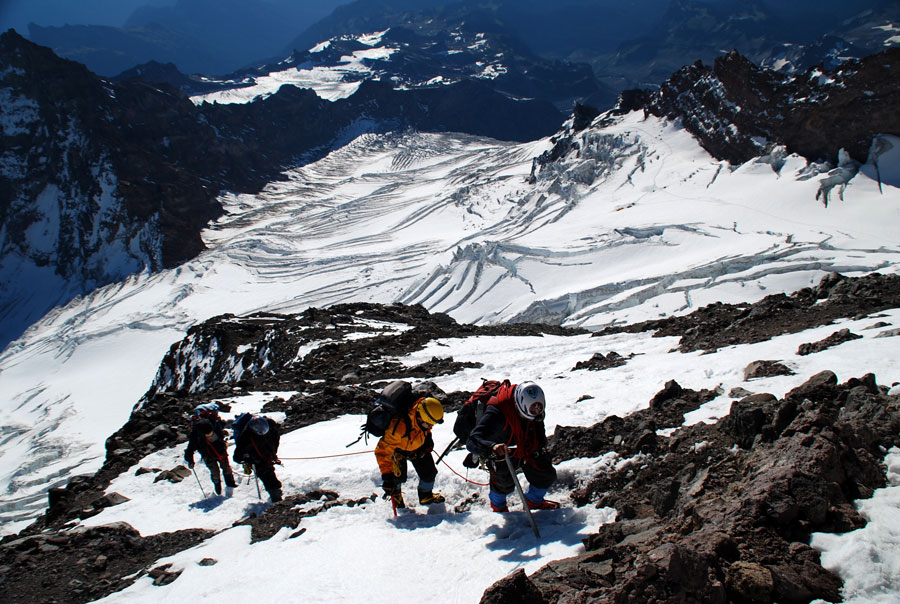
(253, 462), (282, 501)
(395, 454), (437, 492)
(203, 455), (237, 487)
(489, 453), (556, 496)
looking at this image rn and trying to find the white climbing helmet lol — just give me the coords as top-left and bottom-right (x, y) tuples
(514, 382), (545, 420)
(249, 415), (270, 435)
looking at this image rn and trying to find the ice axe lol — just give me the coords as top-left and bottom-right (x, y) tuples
(190, 466), (207, 498)
(435, 436), (459, 465)
(504, 454), (540, 538)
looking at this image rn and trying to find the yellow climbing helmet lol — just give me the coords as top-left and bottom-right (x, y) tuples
(418, 397), (444, 425)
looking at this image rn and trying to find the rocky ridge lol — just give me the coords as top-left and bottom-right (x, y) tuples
(618, 46), (900, 166)
(1, 272), (899, 603)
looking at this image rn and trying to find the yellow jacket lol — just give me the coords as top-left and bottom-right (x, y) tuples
(375, 399), (430, 475)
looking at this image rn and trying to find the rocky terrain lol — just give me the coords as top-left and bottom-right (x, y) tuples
(1, 272), (899, 603)
(619, 46), (900, 166)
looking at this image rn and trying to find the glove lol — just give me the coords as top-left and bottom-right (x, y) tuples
(381, 473), (399, 497)
(273, 457), (282, 465)
(391, 452), (405, 477)
(242, 463), (252, 475)
(184, 454), (194, 468)
(462, 452), (479, 469)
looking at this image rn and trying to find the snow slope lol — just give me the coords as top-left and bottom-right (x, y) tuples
(0, 111), (899, 601)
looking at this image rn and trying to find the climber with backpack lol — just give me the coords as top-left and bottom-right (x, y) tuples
(465, 381), (559, 512)
(232, 414), (283, 503)
(374, 390), (447, 509)
(184, 414), (237, 497)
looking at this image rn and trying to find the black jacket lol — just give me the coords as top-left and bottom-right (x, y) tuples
(466, 405), (547, 459)
(233, 419), (280, 465)
(185, 421), (228, 463)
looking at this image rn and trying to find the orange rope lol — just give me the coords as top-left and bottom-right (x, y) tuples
(438, 456), (489, 486)
(248, 449), (490, 486)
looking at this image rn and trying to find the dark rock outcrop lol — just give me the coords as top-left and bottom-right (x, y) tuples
(797, 328), (863, 356)
(598, 272), (900, 353)
(521, 370), (900, 604)
(634, 47), (900, 165)
(0, 522), (212, 604)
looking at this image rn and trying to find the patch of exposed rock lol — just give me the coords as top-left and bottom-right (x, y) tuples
(618, 47), (900, 166)
(0, 522), (212, 604)
(484, 371), (900, 604)
(744, 360), (794, 381)
(797, 328), (862, 356)
(571, 351), (628, 372)
(597, 272), (900, 353)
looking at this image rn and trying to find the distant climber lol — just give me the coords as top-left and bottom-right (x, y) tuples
(465, 381), (559, 511)
(233, 414), (283, 503)
(184, 418), (237, 496)
(376, 397), (446, 508)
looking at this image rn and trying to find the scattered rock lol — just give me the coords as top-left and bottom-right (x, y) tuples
(154, 466), (192, 484)
(797, 328), (862, 356)
(572, 351), (627, 371)
(874, 328), (900, 338)
(743, 360), (794, 380)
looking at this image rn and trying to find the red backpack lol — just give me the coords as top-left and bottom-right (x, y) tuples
(452, 379), (511, 443)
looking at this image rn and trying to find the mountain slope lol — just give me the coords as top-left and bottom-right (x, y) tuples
(0, 30), (562, 349)
(1, 104), (897, 535)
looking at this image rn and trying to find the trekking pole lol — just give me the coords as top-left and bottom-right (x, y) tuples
(504, 455), (540, 538)
(191, 466), (208, 498)
(254, 469), (262, 500)
(435, 436), (459, 465)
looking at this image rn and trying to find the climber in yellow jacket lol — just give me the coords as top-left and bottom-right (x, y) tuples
(375, 397), (446, 508)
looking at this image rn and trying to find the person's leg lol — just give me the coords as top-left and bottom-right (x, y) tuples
(256, 463), (282, 502)
(220, 459), (237, 488)
(411, 455), (443, 504)
(204, 457), (222, 495)
(488, 458), (518, 512)
(522, 457), (558, 509)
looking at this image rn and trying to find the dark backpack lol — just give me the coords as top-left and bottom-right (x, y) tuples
(452, 379), (509, 444)
(348, 380), (416, 445)
(231, 412), (252, 442)
(365, 380), (416, 437)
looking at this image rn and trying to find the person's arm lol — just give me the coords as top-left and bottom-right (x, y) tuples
(184, 431), (198, 466)
(232, 435), (246, 463)
(466, 406), (504, 458)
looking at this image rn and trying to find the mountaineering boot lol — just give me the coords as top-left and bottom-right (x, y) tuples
(391, 492), (406, 509)
(224, 472), (237, 488)
(212, 480), (222, 496)
(489, 489), (508, 513)
(270, 489), (283, 503)
(526, 498), (560, 510)
(419, 492), (446, 505)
